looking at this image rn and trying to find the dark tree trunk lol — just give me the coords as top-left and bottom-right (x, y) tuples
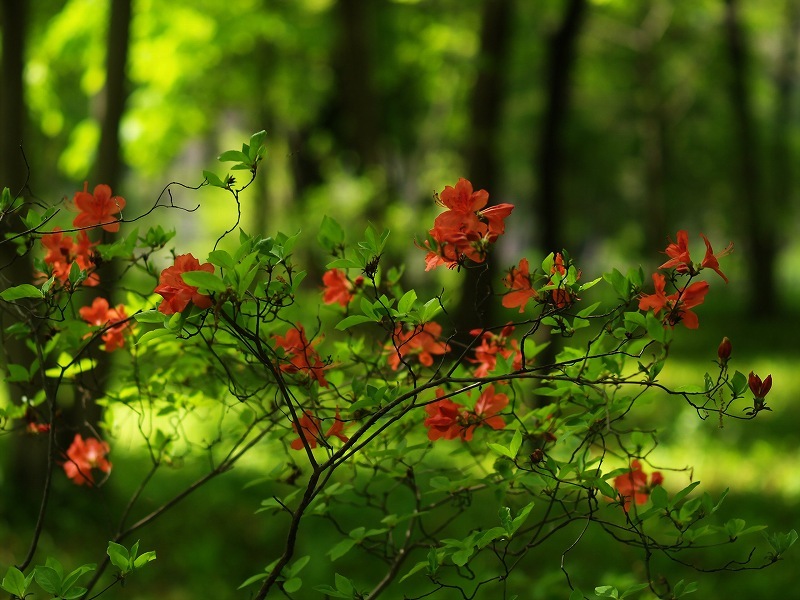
(768, 0), (799, 283)
(536, 0), (587, 255)
(92, 0), (131, 190)
(77, 0), (133, 429)
(451, 0), (514, 341)
(723, 0), (774, 316)
(531, 0), (587, 380)
(0, 0), (32, 395)
(333, 0), (380, 173)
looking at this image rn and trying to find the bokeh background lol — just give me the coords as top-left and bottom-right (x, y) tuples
(1, 0), (798, 598)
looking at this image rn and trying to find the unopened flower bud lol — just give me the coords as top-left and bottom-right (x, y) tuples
(718, 337), (732, 364)
(748, 371), (773, 399)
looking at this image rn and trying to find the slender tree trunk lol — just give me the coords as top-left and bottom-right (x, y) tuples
(0, 0), (32, 394)
(723, 0), (773, 316)
(536, 0), (587, 255)
(77, 0), (133, 429)
(451, 0), (514, 340)
(531, 0), (587, 381)
(334, 0), (380, 173)
(769, 0), (799, 273)
(635, 2), (672, 255)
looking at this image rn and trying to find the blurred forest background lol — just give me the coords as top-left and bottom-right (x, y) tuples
(1, 0), (799, 598)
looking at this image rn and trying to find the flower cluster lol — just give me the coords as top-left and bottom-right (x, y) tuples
(468, 324), (522, 377)
(638, 231), (732, 329)
(386, 321), (451, 370)
(613, 459), (664, 512)
(79, 297), (133, 352)
(424, 385), (508, 441)
(154, 253), (215, 315)
(273, 324), (329, 387)
(421, 178), (513, 270)
(321, 269), (363, 306)
(290, 410), (348, 450)
(39, 183), (126, 288)
(41, 229), (99, 287)
(72, 182), (126, 233)
(62, 434), (112, 486)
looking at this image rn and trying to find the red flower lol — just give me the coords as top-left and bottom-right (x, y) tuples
(79, 297), (133, 352)
(290, 410), (348, 450)
(273, 324), (329, 387)
(72, 182), (126, 233)
(638, 272), (709, 329)
(424, 386), (508, 442)
(386, 321), (451, 370)
(154, 253), (215, 315)
(659, 230), (692, 272)
(40, 229), (99, 287)
(548, 253), (578, 308)
(462, 385), (508, 441)
(468, 324), (522, 377)
(424, 391), (465, 441)
(422, 178), (514, 269)
(700, 234), (734, 284)
(658, 230), (733, 282)
(322, 269), (354, 306)
(748, 371), (772, 399)
(613, 460), (663, 512)
(502, 258), (538, 313)
(62, 434), (112, 486)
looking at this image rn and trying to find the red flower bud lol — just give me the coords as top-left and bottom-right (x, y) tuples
(717, 337), (732, 363)
(748, 371), (772, 398)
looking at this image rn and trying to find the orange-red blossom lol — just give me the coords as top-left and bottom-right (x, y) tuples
(79, 297), (133, 352)
(613, 459), (664, 512)
(273, 324), (329, 387)
(639, 272), (709, 329)
(423, 178), (514, 270)
(290, 410), (348, 450)
(154, 253), (215, 315)
(62, 434), (112, 486)
(423, 385), (508, 441)
(40, 228), (99, 287)
(386, 321), (450, 370)
(72, 182), (126, 233)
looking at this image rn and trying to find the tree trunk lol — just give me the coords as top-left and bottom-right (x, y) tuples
(77, 0), (133, 429)
(451, 0), (514, 341)
(723, 0), (774, 316)
(535, 0), (587, 255)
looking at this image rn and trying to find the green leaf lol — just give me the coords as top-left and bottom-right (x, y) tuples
(645, 311), (665, 344)
(669, 481), (700, 508)
(181, 270), (226, 293)
(283, 577), (302, 593)
(1, 566), (33, 597)
(569, 589), (585, 600)
(203, 170), (226, 188)
(318, 215), (345, 250)
(136, 328), (173, 347)
(509, 429), (522, 457)
(594, 585), (619, 598)
(33, 566), (61, 594)
(107, 541), (130, 572)
(0, 284), (43, 301)
(218, 150), (250, 163)
(328, 538), (357, 561)
(208, 250), (236, 270)
(649, 484), (668, 509)
(620, 583), (650, 598)
(132, 551), (157, 569)
(4, 363), (31, 383)
(488, 443), (513, 458)
(134, 310), (165, 324)
(335, 315), (374, 330)
(61, 564), (95, 593)
(397, 289), (417, 314)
